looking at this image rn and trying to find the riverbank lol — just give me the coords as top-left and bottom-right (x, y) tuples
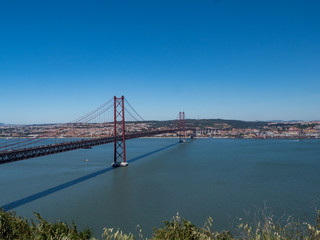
(2, 136), (319, 139)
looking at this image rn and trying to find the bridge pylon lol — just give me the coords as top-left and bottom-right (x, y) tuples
(112, 96), (128, 167)
(179, 112), (186, 142)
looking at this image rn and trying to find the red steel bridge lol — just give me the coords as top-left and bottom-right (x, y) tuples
(0, 96), (190, 166)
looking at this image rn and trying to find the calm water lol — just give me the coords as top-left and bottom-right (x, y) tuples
(0, 138), (320, 237)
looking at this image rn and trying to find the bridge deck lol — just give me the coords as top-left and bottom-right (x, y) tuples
(0, 129), (182, 164)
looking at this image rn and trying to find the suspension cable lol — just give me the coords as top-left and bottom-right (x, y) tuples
(124, 98), (145, 122)
(0, 99), (114, 150)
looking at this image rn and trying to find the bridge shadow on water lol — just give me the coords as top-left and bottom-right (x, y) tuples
(1, 142), (180, 211)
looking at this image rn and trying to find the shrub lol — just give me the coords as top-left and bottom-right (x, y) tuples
(1, 209), (320, 240)
(0, 209), (93, 240)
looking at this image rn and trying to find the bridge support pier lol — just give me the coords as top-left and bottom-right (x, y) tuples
(112, 96), (128, 167)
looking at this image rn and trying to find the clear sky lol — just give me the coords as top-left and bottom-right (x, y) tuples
(0, 0), (319, 124)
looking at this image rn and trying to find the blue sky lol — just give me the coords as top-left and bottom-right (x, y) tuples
(0, 0), (319, 124)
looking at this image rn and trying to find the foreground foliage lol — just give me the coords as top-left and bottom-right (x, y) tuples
(0, 210), (92, 239)
(1, 209), (320, 239)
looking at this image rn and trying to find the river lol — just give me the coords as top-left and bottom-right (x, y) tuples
(0, 138), (320, 237)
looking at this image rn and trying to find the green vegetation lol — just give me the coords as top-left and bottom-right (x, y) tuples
(0, 210), (92, 239)
(1, 210), (320, 239)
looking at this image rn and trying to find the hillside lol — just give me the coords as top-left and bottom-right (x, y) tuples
(145, 119), (269, 129)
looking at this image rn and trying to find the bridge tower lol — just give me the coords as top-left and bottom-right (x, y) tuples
(179, 112), (186, 142)
(112, 96), (128, 167)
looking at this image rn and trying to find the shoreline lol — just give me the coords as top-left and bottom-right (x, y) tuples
(1, 136), (319, 140)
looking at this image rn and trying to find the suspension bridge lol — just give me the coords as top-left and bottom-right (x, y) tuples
(0, 96), (191, 166)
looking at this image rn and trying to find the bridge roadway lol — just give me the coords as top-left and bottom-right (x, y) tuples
(0, 129), (187, 165)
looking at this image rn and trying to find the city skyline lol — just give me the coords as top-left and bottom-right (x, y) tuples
(1, 0), (319, 124)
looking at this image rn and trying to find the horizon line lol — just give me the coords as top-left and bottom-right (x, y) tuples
(1, 119), (320, 126)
